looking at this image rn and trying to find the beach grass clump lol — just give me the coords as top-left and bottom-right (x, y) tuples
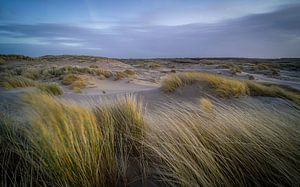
(114, 71), (128, 80)
(89, 64), (99, 68)
(21, 68), (42, 80)
(37, 83), (63, 96)
(95, 69), (112, 78)
(0, 76), (36, 89)
(245, 81), (300, 104)
(62, 74), (79, 85)
(0, 58), (5, 65)
(161, 72), (300, 104)
(123, 69), (136, 75)
(145, 102), (300, 186)
(161, 72), (248, 97)
(70, 79), (87, 92)
(0, 93), (147, 186)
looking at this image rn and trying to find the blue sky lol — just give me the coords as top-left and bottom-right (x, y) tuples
(0, 0), (300, 58)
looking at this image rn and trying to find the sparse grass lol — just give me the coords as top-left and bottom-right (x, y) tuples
(161, 72), (300, 104)
(199, 97), (214, 112)
(0, 76), (36, 88)
(114, 71), (128, 80)
(89, 64), (99, 68)
(217, 63), (233, 69)
(123, 69), (136, 75)
(21, 68), (42, 80)
(230, 66), (242, 75)
(0, 58), (5, 65)
(37, 83), (63, 96)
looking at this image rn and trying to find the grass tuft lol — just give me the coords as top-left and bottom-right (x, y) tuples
(62, 74), (79, 85)
(161, 72), (248, 97)
(0, 76), (36, 88)
(199, 97), (214, 112)
(161, 72), (300, 104)
(37, 83), (63, 96)
(0, 93), (146, 186)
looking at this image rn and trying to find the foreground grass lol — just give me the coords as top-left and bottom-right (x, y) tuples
(0, 92), (299, 186)
(161, 72), (300, 104)
(0, 93), (145, 186)
(145, 102), (300, 186)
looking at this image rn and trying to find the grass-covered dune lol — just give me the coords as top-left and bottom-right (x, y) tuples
(161, 72), (300, 104)
(0, 92), (299, 186)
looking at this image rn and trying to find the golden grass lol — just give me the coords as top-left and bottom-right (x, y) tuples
(199, 97), (214, 112)
(94, 69), (112, 78)
(37, 83), (63, 96)
(89, 64), (99, 68)
(161, 72), (248, 97)
(114, 71), (128, 80)
(70, 79), (87, 92)
(245, 81), (300, 104)
(0, 93), (299, 186)
(62, 74), (79, 85)
(0, 76), (36, 88)
(21, 68), (42, 80)
(144, 102), (300, 186)
(161, 72), (300, 104)
(123, 69), (136, 75)
(0, 93), (146, 186)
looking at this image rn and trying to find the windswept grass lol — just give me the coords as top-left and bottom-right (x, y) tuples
(245, 81), (300, 104)
(0, 93), (146, 186)
(161, 72), (300, 104)
(21, 68), (42, 80)
(145, 102), (300, 186)
(62, 74), (80, 85)
(199, 97), (214, 112)
(0, 76), (36, 88)
(161, 72), (248, 97)
(0, 93), (299, 186)
(37, 83), (63, 96)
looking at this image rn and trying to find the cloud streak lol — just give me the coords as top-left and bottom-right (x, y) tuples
(0, 5), (300, 57)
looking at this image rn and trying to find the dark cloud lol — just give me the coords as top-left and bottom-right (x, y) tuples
(0, 5), (300, 57)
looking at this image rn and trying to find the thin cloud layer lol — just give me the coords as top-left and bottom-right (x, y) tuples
(0, 4), (299, 57)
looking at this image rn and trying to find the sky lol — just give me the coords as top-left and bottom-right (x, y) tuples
(0, 0), (300, 58)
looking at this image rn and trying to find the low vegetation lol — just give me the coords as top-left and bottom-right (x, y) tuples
(1, 93), (299, 186)
(161, 72), (300, 104)
(0, 94), (145, 186)
(114, 70), (136, 80)
(199, 97), (214, 112)
(0, 76), (36, 88)
(161, 72), (248, 97)
(0, 76), (63, 95)
(37, 83), (63, 96)
(62, 74), (87, 92)
(62, 74), (79, 85)
(145, 102), (300, 186)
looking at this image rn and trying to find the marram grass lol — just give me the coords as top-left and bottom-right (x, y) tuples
(0, 93), (299, 186)
(161, 72), (300, 104)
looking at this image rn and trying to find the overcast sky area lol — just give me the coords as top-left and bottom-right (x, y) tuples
(0, 0), (300, 58)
